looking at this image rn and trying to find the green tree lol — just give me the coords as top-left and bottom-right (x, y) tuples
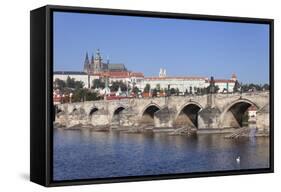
(194, 87), (197, 94)
(74, 81), (84, 89)
(156, 84), (160, 91)
(144, 84), (151, 93)
(92, 79), (105, 89)
(170, 88), (176, 95)
(84, 91), (100, 101)
(65, 76), (84, 89)
(110, 81), (127, 92)
(72, 89), (86, 102)
(72, 89), (100, 102)
(262, 83), (270, 90)
(196, 88), (201, 95)
(54, 78), (66, 90)
(176, 88), (180, 96)
(132, 86), (140, 95)
(233, 80), (240, 93)
(241, 84), (248, 92)
(202, 87), (208, 95)
(152, 88), (158, 97)
(249, 83), (263, 91)
(214, 85), (220, 93)
(66, 76), (75, 88)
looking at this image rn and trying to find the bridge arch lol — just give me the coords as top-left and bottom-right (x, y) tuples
(67, 104), (79, 115)
(56, 108), (63, 114)
(89, 107), (99, 116)
(53, 105), (63, 121)
(88, 107), (99, 124)
(111, 106), (126, 125)
(140, 103), (161, 125)
(113, 106), (126, 116)
(174, 102), (202, 128)
(220, 98), (259, 128)
(68, 107), (78, 115)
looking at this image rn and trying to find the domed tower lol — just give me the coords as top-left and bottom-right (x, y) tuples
(231, 73), (237, 81)
(93, 49), (103, 73)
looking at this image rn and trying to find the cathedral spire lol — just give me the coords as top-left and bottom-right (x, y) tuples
(93, 49), (102, 73)
(83, 52), (90, 73)
(84, 52), (89, 64)
(91, 54), (94, 63)
(106, 55), (110, 64)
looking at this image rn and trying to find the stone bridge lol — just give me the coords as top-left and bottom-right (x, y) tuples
(55, 92), (270, 133)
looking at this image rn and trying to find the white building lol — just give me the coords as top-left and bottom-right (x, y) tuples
(53, 71), (144, 89)
(139, 76), (207, 93)
(211, 74), (237, 93)
(53, 71), (99, 88)
(137, 69), (237, 93)
(54, 66), (237, 94)
(212, 80), (236, 93)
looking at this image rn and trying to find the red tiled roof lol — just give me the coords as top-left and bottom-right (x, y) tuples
(108, 71), (129, 77)
(130, 72), (144, 77)
(144, 76), (207, 80)
(205, 79), (235, 83)
(214, 79), (236, 83)
(97, 71), (144, 78)
(110, 75), (130, 78)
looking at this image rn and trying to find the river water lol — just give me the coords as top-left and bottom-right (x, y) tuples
(53, 129), (269, 181)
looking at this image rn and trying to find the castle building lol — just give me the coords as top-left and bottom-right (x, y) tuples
(83, 49), (127, 74)
(54, 49), (143, 89)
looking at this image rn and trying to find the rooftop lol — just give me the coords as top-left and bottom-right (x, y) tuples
(101, 63), (127, 71)
(54, 71), (86, 75)
(99, 71), (144, 78)
(212, 79), (236, 83)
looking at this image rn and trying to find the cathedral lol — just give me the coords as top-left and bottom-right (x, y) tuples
(83, 49), (127, 74)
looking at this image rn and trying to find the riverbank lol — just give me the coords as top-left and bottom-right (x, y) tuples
(53, 123), (269, 138)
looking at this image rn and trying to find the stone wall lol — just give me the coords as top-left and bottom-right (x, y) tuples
(256, 104), (270, 132)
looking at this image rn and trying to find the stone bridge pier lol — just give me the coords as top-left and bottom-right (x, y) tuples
(55, 92), (270, 133)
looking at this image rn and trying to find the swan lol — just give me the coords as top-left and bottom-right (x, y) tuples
(236, 156), (241, 163)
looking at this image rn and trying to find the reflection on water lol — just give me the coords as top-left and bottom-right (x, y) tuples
(53, 129), (269, 181)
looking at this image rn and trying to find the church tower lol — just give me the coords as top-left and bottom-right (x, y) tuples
(83, 52), (90, 73)
(93, 49), (103, 73)
(91, 54), (94, 65)
(231, 73), (237, 81)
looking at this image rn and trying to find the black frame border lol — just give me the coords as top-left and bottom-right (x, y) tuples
(31, 4), (274, 187)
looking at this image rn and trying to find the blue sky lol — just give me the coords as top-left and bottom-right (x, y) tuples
(53, 12), (270, 84)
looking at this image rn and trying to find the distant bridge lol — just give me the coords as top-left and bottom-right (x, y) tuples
(55, 92), (270, 133)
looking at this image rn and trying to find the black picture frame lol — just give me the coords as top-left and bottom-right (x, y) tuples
(30, 5), (274, 187)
